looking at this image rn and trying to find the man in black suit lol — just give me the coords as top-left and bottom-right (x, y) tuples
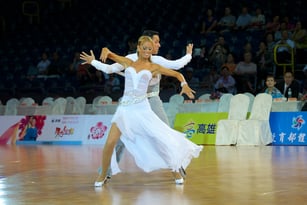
(276, 71), (300, 99)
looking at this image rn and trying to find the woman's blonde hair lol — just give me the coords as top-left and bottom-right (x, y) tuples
(137, 36), (153, 62)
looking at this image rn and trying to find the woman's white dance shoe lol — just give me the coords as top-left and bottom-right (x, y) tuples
(94, 177), (110, 187)
(175, 177), (184, 185)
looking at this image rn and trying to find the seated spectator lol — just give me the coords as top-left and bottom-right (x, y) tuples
(255, 41), (274, 89)
(234, 6), (252, 31)
(200, 8), (218, 34)
(26, 63), (39, 80)
(200, 68), (220, 91)
(265, 15), (280, 34)
(126, 36), (137, 54)
(36, 51), (51, 75)
(214, 66), (236, 94)
(301, 65), (307, 94)
(189, 46), (210, 70)
(208, 35), (229, 71)
(216, 6), (236, 34)
(184, 67), (200, 89)
(291, 20), (307, 64)
(221, 52), (237, 75)
(104, 73), (121, 94)
(237, 41), (255, 62)
(300, 68), (307, 109)
(275, 71), (300, 99)
(249, 7), (266, 31)
(209, 43), (227, 72)
(265, 32), (276, 54)
(274, 21), (292, 42)
(67, 51), (83, 79)
(282, 15), (295, 32)
(47, 51), (65, 76)
(275, 30), (296, 64)
(233, 51), (257, 94)
(263, 74), (284, 99)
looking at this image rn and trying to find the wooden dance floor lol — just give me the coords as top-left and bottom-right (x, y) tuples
(1, 144), (307, 205)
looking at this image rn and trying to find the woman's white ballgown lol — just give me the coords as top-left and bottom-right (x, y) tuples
(110, 67), (203, 175)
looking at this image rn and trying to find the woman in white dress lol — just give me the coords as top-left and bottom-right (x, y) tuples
(80, 36), (203, 187)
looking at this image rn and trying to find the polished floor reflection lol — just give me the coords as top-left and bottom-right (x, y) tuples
(1, 145), (307, 205)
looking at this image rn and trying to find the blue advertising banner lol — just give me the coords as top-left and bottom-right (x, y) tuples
(270, 112), (307, 145)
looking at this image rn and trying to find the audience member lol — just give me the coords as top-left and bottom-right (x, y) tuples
(76, 63), (96, 86)
(234, 6), (252, 31)
(265, 15), (280, 34)
(26, 63), (39, 80)
(233, 51), (257, 94)
(265, 32), (276, 54)
(104, 73), (121, 94)
(255, 41), (274, 89)
(184, 67), (200, 90)
(47, 51), (65, 76)
(221, 52), (237, 75)
(301, 65), (307, 94)
(275, 71), (300, 99)
(291, 20), (307, 64)
(200, 68), (220, 91)
(126, 36), (137, 54)
(189, 46), (210, 70)
(36, 51), (51, 75)
(238, 41), (255, 61)
(263, 74), (284, 99)
(208, 35), (229, 71)
(282, 16), (295, 32)
(216, 6), (236, 34)
(275, 30), (296, 67)
(208, 43), (227, 72)
(300, 66), (307, 110)
(274, 21), (292, 42)
(249, 7), (266, 31)
(214, 66), (236, 94)
(67, 51), (83, 78)
(200, 8), (218, 34)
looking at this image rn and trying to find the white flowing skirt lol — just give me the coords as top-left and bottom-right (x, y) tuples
(110, 99), (203, 175)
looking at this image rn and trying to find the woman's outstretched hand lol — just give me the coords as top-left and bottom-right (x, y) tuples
(180, 84), (196, 99)
(80, 50), (95, 64)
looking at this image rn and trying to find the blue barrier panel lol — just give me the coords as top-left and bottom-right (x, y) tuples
(270, 112), (307, 145)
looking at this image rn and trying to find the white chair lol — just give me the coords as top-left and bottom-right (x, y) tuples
(87, 96), (104, 114)
(64, 96), (75, 114)
(98, 96), (113, 105)
(244, 92), (255, 112)
(169, 94), (184, 105)
(198, 93), (211, 101)
(4, 98), (20, 115)
(217, 93), (233, 112)
(19, 97), (35, 106)
(237, 93), (273, 145)
(74, 96), (86, 114)
(92, 96), (114, 115)
(215, 94), (250, 145)
(166, 94), (184, 127)
(42, 97), (54, 106)
(51, 97), (67, 115)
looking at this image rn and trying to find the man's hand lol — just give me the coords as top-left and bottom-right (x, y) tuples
(186, 43), (193, 55)
(99, 47), (111, 62)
